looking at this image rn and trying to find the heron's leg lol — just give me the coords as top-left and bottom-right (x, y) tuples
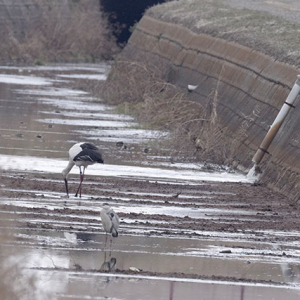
(109, 237), (112, 257)
(102, 232), (107, 253)
(104, 232), (108, 249)
(64, 178), (69, 198)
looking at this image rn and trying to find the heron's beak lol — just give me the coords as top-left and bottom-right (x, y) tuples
(64, 178), (69, 197)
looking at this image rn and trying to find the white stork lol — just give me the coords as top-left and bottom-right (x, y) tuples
(62, 142), (104, 198)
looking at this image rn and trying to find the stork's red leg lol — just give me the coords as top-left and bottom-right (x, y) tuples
(64, 178), (69, 197)
(75, 167), (83, 197)
(75, 167), (85, 198)
(80, 167), (85, 197)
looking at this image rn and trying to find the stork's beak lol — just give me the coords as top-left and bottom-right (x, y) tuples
(64, 178), (69, 197)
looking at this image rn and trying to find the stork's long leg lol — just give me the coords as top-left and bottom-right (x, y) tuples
(75, 167), (85, 197)
(75, 166), (82, 197)
(80, 167), (86, 197)
(64, 178), (69, 197)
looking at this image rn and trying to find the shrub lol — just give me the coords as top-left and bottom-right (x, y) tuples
(100, 58), (251, 165)
(0, 0), (120, 63)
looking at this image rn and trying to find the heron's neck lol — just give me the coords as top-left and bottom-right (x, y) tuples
(62, 161), (75, 178)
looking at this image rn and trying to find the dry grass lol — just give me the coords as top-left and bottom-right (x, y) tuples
(147, 0), (300, 68)
(100, 59), (252, 165)
(0, 0), (120, 64)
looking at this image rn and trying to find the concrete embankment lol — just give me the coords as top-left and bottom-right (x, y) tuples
(120, 0), (300, 199)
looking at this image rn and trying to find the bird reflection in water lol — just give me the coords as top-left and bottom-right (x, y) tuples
(281, 262), (300, 284)
(100, 257), (117, 272)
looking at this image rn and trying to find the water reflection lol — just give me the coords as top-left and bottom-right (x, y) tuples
(36, 230), (300, 286)
(76, 232), (94, 242)
(63, 230), (118, 272)
(281, 263), (300, 284)
(169, 281), (175, 300)
(100, 257), (117, 272)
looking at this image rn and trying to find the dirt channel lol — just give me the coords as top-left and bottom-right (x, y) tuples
(0, 65), (300, 299)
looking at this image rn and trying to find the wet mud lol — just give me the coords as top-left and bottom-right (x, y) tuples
(1, 64), (300, 299)
(0, 172), (295, 235)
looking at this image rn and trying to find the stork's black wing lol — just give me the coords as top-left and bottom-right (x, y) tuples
(80, 143), (99, 151)
(73, 149), (103, 163)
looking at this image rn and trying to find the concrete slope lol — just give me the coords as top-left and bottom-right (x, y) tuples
(121, 0), (300, 199)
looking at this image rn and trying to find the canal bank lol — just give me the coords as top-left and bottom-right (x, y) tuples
(118, 0), (300, 200)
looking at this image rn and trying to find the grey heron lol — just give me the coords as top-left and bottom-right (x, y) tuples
(62, 142), (104, 198)
(100, 203), (119, 248)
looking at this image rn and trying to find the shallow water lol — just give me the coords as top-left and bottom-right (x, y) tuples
(0, 64), (300, 299)
(6, 230), (300, 282)
(20, 269), (300, 300)
(3, 229), (300, 299)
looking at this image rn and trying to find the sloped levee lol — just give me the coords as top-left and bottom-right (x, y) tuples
(121, 15), (300, 199)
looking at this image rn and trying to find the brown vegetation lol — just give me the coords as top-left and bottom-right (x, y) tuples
(0, 0), (120, 64)
(100, 59), (253, 166)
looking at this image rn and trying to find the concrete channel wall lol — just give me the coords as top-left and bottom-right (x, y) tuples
(121, 15), (300, 199)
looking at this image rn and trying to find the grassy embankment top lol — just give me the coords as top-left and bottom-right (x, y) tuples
(147, 0), (300, 68)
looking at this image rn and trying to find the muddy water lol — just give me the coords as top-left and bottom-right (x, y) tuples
(0, 64), (300, 299)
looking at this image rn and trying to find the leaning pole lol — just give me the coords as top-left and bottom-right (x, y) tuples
(248, 75), (300, 179)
